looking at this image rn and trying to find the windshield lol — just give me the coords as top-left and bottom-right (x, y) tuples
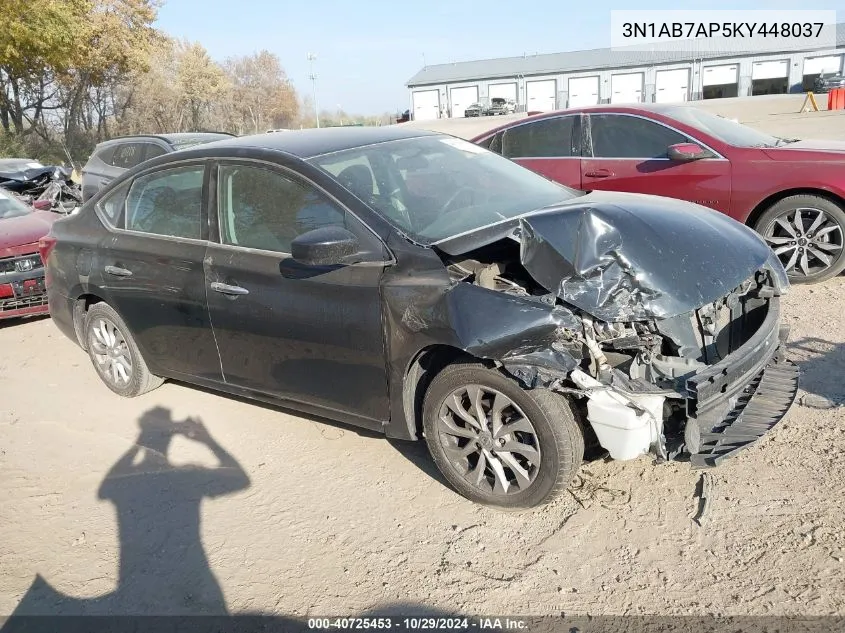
(0, 190), (32, 219)
(666, 106), (783, 148)
(310, 136), (580, 243)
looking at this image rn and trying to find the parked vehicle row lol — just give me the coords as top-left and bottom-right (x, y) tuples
(464, 98), (517, 117)
(38, 126), (799, 509)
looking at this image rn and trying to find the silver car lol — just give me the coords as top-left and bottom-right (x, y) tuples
(81, 133), (234, 201)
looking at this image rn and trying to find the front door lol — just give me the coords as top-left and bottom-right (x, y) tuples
(95, 162), (221, 381)
(582, 113), (731, 213)
(204, 161), (390, 426)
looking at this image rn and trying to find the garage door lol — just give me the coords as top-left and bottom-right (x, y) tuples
(489, 82), (517, 103)
(752, 60), (788, 96)
(802, 55), (843, 90)
(702, 64), (739, 99)
(568, 76), (599, 107)
(525, 79), (557, 112)
(412, 90), (440, 121)
(752, 60), (788, 80)
(804, 55), (842, 75)
(703, 64), (738, 86)
(610, 72), (643, 104)
(449, 86), (479, 118)
(655, 68), (689, 103)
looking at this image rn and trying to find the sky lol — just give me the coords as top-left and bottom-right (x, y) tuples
(156, 0), (844, 115)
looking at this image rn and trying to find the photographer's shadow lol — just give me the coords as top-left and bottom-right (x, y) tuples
(6, 407), (250, 617)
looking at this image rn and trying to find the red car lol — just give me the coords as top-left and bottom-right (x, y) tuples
(0, 190), (57, 320)
(473, 104), (845, 284)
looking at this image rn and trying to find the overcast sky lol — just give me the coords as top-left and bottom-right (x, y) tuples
(156, 0), (843, 115)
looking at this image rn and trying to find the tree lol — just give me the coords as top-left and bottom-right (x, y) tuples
(223, 50), (297, 134)
(0, 0), (89, 133)
(176, 41), (228, 131)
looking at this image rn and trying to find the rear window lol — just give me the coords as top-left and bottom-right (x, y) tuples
(111, 143), (146, 169)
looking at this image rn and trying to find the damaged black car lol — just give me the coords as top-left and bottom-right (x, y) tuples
(42, 128), (798, 509)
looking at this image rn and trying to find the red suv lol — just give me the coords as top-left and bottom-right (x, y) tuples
(474, 104), (845, 284)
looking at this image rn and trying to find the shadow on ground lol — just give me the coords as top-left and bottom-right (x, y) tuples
(788, 336), (845, 405)
(0, 407), (464, 630)
(2, 407), (250, 619)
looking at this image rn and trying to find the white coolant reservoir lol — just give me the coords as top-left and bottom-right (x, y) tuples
(569, 370), (665, 461)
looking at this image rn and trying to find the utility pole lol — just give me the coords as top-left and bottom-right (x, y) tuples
(307, 53), (319, 129)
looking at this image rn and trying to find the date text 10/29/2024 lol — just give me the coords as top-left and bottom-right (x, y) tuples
(308, 617), (529, 631)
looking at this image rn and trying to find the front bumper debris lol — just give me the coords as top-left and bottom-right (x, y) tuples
(689, 352), (798, 467)
(685, 298), (798, 466)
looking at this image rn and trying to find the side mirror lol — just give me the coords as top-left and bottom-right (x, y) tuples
(291, 226), (359, 267)
(667, 142), (709, 161)
(32, 199), (53, 211)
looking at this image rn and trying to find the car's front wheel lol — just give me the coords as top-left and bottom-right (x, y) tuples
(85, 302), (164, 397)
(422, 363), (584, 509)
(755, 194), (845, 284)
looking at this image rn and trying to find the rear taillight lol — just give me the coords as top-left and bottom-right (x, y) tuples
(38, 235), (57, 264)
(38, 235), (58, 287)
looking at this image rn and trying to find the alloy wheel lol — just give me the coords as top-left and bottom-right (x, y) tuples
(89, 317), (133, 386)
(763, 207), (843, 278)
(435, 385), (541, 496)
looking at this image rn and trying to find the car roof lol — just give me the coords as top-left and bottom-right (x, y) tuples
(188, 126), (442, 159)
(94, 132), (235, 147)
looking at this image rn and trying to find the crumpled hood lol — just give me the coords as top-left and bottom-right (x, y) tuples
(517, 192), (781, 321)
(436, 190), (785, 322)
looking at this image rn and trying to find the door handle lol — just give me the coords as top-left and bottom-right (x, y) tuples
(104, 265), (133, 277)
(210, 282), (249, 296)
(584, 168), (614, 178)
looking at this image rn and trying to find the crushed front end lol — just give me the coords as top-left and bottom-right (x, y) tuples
(572, 265), (798, 466)
(432, 193), (800, 467)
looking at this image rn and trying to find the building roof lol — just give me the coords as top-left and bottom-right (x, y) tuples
(407, 23), (845, 87)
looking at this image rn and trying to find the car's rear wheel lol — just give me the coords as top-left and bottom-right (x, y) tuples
(422, 363), (584, 509)
(755, 195), (845, 284)
(84, 302), (163, 397)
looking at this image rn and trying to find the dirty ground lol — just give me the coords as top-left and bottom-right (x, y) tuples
(0, 279), (843, 616)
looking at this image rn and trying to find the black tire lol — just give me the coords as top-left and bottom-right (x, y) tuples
(84, 302), (164, 397)
(754, 194), (845, 284)
(422, 363), (584, 509)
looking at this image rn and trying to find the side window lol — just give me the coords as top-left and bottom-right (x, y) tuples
(143, 144), (168, 161)
(218, 164), (346, 253)
(96, 180), (130, 228)
(111, 143), (145, 169)
(125, 165), (204, 239)
(500, 117), (576, 158)
(590, 114), (686, 159)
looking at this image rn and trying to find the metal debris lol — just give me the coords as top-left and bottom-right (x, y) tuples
(693, 472), (715, 526)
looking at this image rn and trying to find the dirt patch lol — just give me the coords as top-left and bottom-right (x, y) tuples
(1, 278), (844, 616)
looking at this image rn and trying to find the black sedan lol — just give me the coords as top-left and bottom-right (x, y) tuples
(41, 127), (796, 508)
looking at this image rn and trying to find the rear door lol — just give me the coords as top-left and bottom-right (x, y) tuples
(582, 113), (731, 213)
(487, 114), (583, 188)
(204, 159), (391, 427)
(94, 161), (221, 381)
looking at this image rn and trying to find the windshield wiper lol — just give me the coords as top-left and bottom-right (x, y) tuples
(774, 137), (800, 147)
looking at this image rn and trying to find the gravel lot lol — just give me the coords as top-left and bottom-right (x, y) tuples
(2, 100), (845, 619)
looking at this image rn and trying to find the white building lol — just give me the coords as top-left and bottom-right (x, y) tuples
(406, 24), (845, 120)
